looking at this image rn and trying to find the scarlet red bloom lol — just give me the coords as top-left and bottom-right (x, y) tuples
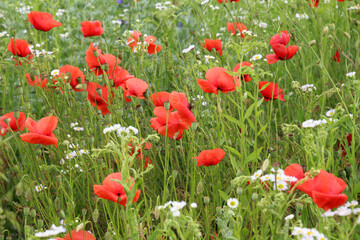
(337, 133), (352, 157)
(197, 67), (239, 94)
(123, 78), (148, 102)
(195, 149), (225, 167)
(129, 141), (152, 168)
(56, 230), (95, 240)
(309, 0), (345, 7)
(127, 32), (161, 54)
(80, 21), (104, 37)
(227, 22), (247, 38)
(266, 31), (298, 64)
(27, 11), (62, 32)
(232, 62), (253, 82)
(217, 0), (240, 2)
(93, 172), (141, 207)
(334, 49), (341, 62)
(107, 66), (134, 89)
(7, 38), (33, 65)
(259, 81), (285, 102)
(285, 164), (348, 210)
(26, 73), (48, 88)
(150, 106), (195, 140)
(20, 116), (58, 148)
(55, 65), (85, 92)
(150, 92), (171, 109)
(86, 82), (112, 115)
(0, 112), (26, 136)
(85, 43), (120, 76)
(203, 39), (223, 56)
(169, 91), (191, 110)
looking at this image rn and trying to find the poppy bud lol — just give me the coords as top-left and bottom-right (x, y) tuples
(216, 206), (222, 214)
(25, 189), (31, 201)
(65, 83), (71, 91)
(17, 87), (23, 94)
(59, 210), (66, 219)
(345, 165), (353, 176)
(354, 20), (360, 26)
(76, 223), (85, 232)
(339, 170), (346, 179)
(62, 140), (70, 146)
(3, 118), (11, 124)
(37, 219), (44, 229)
(172, 170), (178, 179)
(92, 209), (100, 223)
(164, 101), (171, 111)
(77, 77), (83, 84)
(56, 175), (62, 183)
(344, 32), (351, 39)
(93, 50), (99, 57)
(88, 135), (95, 144)
(55, 197), (61, 211)
(30, 209), (36, 218)
(24, 102), (31, 110)
(328, 23), (335, 31)
(154, 207), (160, 220)
(196, 181), (204, 194)
(309, 40), (316, 46)
(24, 225), (31, 235)
(236, 187), (243, 195)
(322, 26), (329, 36)
(252, 193), (258, 201)
(0, 129), (6, 135)
(356, 40), (360, 50)
(101, 63), (109, 71)
(96, 88), (103, 96)
(82, 208), (87, 216)
(24, 207), (30, 216)
(203, 196), (210, 205)
(16, 182), (23, 196)
(261, 157), (270, 172)
(104, 232), (112, 240)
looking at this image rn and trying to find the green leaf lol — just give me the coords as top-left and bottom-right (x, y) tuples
(225, 146), (242, 159)
(257, 123), (268, 136)
(223, 114), (241, 126)
(244, 102), (256, 120)
(245, 147), (263, 163)
(218, 190), (229, 201)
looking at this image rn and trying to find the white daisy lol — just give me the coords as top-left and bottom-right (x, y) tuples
(227, 198), (239, 209)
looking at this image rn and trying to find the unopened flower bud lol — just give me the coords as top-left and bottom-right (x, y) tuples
(16, 182), (23, 196)
(236, 187), (243, 195)
(76, 223), (85, 232)
(59, 210), (66, 219)
(322, 26), (329, 36)
(164, 101), (170, 110)
(252, 193), (258, 201)
(92, 209), (100, 223)
(216, 206), (222, 214)
(77, 77), (83, 84)
(96, 88), (103, 96)
(37, 219), (44, 229)
(30, 209), (36, 218)
(328, 23), (335, 31)
(104, 232), (112, 240)
(203, 196), (210, 205)
(93, 50), (99, 57)
(24, 207), (30, 216)
(196, 181), (204, 195)
(75, 84), (84, 90)
(82, 208), (87, 216)
(309, 40), (316, 46)
(55, 197), (61, 211)
(344, 32), (351, 39)
(25, 189), (31, 201)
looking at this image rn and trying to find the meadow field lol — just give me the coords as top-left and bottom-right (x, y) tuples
(1, 0), (360, 239)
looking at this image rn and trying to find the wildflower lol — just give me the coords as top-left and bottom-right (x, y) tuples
(54, 65), (85, 92)
(86, 82), (112, 115)
(251, 54), (262, 61)
(20, 116), (58, 148)
(202, 39), (222, 56)
(217, 0), (241, 3)
(35, 222), (66, 238)
(27, 11), (62, 31)
(301, 84), (316, 92)
(227, 22), (247, 38)
(195, 148), (225, 167)
(35, 184), (47, 192)
(284, 214), (294, 221)
(56, 230), (95, 240)
(326, 109), (335, 117)
(190, 203), (198, 208)
(266, 31), (298, 64)
(150, 92), (171, 109)
(182, 45), (195, 53)
(232, 62), (253, 82)
(334, 49), (341, 62)
(197, 67), (239, 94)
(123, 78), (149, 102)
(346, 72), (356, 77)
(274, 181), (288, 191)
(85, 43), (120, 76)
(260, 174), (275, 182)
(73, 127), (84, 131)
(259, 81), (285, 101)
(80, 20), (104, 37)
(251, 169), (263, 180)
(0, 112), (26, 136)
(227, 198), (239, 208)
(7, 38), (33, 65)
(93, 172), (141, 207)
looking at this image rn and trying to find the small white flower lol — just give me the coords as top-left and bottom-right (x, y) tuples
(227, 198), (239, 209)
(284, 214), (294, 221)
(127, 126), (139, 135)
(73, 127), (84, 131)
(251, 54), (262, 61)
(292, 227), (305, 236)
(190, 202), (198, 208)
(345, 200), (358, 208)
(260, 174), (275, 182)
(274, 181), (288, 191)
(251, 169), (263, 180)
(70, 122), (78, 128)
(201, 0), (209, 4)
(35, 184), (47, 192)
(172, 210), (181, 217)
(346, 72), (356, 77)
(326, 109), (335, 117)
(182, 45), (195, 54)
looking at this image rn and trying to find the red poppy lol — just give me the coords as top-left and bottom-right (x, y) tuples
(54, 65), (85, 92)
(217, 0), (241, 2)
(20, 116), (58, 148)
(203, 39), (223, 56)
(0, 112), (26, 136)
(80, 21), (104, 37)
(232, 62), (253, 82)
(284, 163), (305, 188)
(123, 78), (148, 102)
(27, 11), (62, 32)
(85, 43), (120, 76)
(169, 91), (191, 110)
(334, 49), (341, 62)
(7, 39), (33, 58)
(309, 0), (344, 7)
(129, 141), (152, 168)
(127, 31), (142, 50)
(266, 31), (298, 64)
(26, 73), (48, 88)
(150, 91), (171, 107)
(56, 230), (95, 240)
(195, 149), (225, 167)
(93, 172), (141, 207)
(150, 106), (195, 140)
(106, 65), (134, 89)
(86, 82), (112, 115)
(258, 81), (285, 102)
(337, 133), (352, 157)
(145, 36), (161, 54)
(227, 22), (247, 38)
(197, 67), (239, 94)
